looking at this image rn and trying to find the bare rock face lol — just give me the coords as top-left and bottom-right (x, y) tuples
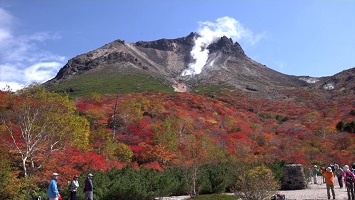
(172, 80), (189, 92)
(281, 164), (307, 190)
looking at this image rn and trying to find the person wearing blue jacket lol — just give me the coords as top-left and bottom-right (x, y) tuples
(47, 173), (60, 200)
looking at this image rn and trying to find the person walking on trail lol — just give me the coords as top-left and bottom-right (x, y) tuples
(313, 165), (319, 184)
(322, 167), (335, 200)
(47, 173), (60, 200)
(334, 164), (344, 188)
(68, 175), (79, 200)
(84, 173), (94, 200)
(344, 165), (355, 200)
(321, 166), (327, 184)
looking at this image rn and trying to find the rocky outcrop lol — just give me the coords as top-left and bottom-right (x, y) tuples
(208, 36), (245, 58)
(281, 164), (307, 190)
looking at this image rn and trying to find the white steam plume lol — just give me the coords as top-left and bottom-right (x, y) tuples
(182, 16), (258, 76)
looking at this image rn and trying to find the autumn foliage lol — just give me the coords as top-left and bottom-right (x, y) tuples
(1, 85), (355, 199)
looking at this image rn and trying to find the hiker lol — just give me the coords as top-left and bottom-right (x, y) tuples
(334, 164), (344, 188)
(321, 166), (326, 184)
(344, 165), (355, 200)
(68, 175), (79, 200)
(322, 167), (335, 200)
(306, 167), (312, 183)
(47, 173), (60, 200)
(313, 165), (319, 184)
(84, 173), (94, 200)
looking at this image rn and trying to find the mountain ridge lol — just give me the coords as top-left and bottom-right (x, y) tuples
(44, 33), (355, 99)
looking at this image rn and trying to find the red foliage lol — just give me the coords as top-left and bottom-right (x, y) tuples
(142, 161), (163, 171)
(4, 89), (355, 178)
(95, 92), (354, 166)
(41, 146), (125, 185)
(129, 145), (144, 155)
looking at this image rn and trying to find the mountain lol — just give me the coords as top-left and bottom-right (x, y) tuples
(44, 32), (355, 99)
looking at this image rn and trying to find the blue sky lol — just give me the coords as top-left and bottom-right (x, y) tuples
(0, 0), (354, 91)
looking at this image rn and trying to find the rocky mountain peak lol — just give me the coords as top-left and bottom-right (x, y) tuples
(207, 36), (245, 58)
(134, 32), (197, 52)
(45, 33), (355, 100)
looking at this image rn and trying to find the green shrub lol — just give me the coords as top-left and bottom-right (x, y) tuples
(38, 162), (272, 199)
(233, 165), (280, 200)
(198, 163), (234, 194)
(265, 159), (287, 182)
(82, 166), (186, 200)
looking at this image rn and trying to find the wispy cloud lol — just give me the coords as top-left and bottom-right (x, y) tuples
(0, 7), (65, 91)
(0, 7), (12, 42)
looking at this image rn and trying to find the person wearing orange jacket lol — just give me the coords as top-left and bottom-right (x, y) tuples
(322, 167), (335, 200)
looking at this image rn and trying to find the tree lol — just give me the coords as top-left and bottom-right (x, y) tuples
(117, 99), (143, 134)
(0, 145), (21, 199)
(0, 84), (90, 177)
(178, 132), (228, 197)
(336, 120), (355, 133)
(233, 165), (280, 200)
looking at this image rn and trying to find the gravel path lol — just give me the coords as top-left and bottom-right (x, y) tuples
(278, 181), (349, 200)
(157, 176), (351, 200)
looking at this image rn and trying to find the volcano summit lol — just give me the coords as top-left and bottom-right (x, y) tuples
(45, 32), (355, 99)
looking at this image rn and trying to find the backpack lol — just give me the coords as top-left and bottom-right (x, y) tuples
(346, 172), (354, 183)
(67, 180), (72, 190)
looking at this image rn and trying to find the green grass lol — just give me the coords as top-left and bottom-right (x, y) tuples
(48, 73), (174, 97)
(189, 194), (236, 200)
(193, 83), (234, 96)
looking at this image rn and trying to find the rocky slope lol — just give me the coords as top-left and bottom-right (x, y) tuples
(45, 32), (354, 99)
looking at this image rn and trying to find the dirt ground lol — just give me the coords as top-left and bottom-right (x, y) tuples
(157, 176), (352, 200)
(276, 175), (350, 200)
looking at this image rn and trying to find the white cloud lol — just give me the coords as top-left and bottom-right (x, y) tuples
(24, 62), (63, 83)
(0, 7), (65, 91)
(0, 81), (25, 92)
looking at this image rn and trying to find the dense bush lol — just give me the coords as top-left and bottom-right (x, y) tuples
(265, 159), (287, 182)
(233, 165), (280, 200)
(50, 163), (240, 200)
(336, 120), (355, 133)
(234, 166), (280, 200)
(197, 163), (235, 194)
(39, 161), (284, 200)
(59, 166), (187, 200)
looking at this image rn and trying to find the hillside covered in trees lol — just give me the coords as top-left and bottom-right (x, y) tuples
(0, 84), (354, 199)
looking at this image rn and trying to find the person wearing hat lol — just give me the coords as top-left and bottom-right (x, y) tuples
(68, 175), (79, 200)
(343, 165), (355, 200)
(47, 173), (60, 200)
(84, 173), (94, 200)
(322, 167), (335, 199)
